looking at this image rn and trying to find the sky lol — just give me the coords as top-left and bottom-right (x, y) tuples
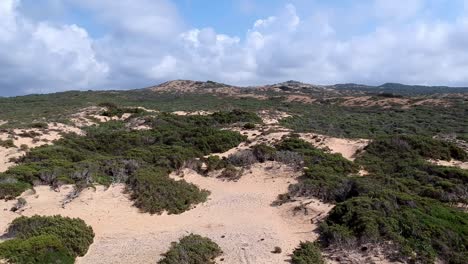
(1, 0), (468, 96)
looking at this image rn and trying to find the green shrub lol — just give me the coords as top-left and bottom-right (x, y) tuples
(127, 167), (209, 214)
(158, 234), (222, 264)
(0, 235), (74, 264)
(291, 242), (325, 264)
(0, 139), (16, 148)
(0, 180), (30, 200)
(0, 215), (94, 264)
(243, 123), (256, 129)
(5, 215), (95, 257)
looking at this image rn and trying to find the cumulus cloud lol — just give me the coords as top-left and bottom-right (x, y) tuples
(0, 0), (108, 95)
(1, 0), (468, 95)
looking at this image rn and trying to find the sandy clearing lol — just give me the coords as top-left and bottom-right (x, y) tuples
(284, 95), (316, 104)
(429, 159), (468, 170)
(257, 110), (292, 125)
(0, 163), (332, 264)
(210, 128), (291, 158)
(300, 133), (369, 161)
(0, 123), (83, 172)
(172, 110), (213, 116)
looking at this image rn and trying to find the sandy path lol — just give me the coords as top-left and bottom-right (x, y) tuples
(300, 133), (369, 161)
(0, 162), (332, 264)
(429, 159), (468, 170)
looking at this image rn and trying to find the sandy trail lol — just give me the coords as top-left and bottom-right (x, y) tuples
(300, 133), (369, 161)
(0, 162), (332, 264)
(429, 159), (468, 170)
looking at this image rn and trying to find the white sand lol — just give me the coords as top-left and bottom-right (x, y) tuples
(300, 133), (369, 161)
(0, 163), (332, 264)
(429, 159), (468, 170)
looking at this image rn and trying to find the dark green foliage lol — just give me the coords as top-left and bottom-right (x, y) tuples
(210, 109), (262, 124)
(127, 167), (209, 214)
(320, 193), (468, 263)
(243, 122), (256, 129)
(31, 122), (48, 129)
(5, 215), (95, 257)
(0, 180), (30, 200)
(291, 242), (325, 264)
(251, 144), (276, 162)
(0, 138), (15, 148)
(271, 135), (468, 263)
(0, 215), (94, 264)
(275, 137), (358, 203)
(158, 234), (222, 264)
(0, 112), (247, 214)
(281, 102), (467, 139)
(0, 235), (74, 264)
(357, 136), (468, 204)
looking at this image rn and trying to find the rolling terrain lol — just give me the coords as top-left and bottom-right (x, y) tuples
(0, 80), (467, 264)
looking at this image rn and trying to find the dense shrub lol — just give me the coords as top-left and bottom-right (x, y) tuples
(5, 215), (95, 257)
(320, 192), (468, 263)
(0, 112), (248, 214)
(291, 242), (325, 264)
(273, 135), (468, 263)
(127, 167), (209, 214)
(0, 215), (94, 264)
(0, 138), (15, 148)
(0, 235), (74, 264)
(158, 234), (222, 264)
(210, 109), (262, 124)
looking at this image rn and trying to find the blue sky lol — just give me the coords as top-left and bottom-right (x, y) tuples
(1, 0), (468, 96)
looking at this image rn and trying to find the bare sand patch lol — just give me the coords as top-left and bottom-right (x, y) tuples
(0, 123), (83, 172)
(0, 163), (331, 264)
(172, 110), (213, 116)
(284, 95), (316, 104)
(429, 159), (468, 170)
(257, 110), (292, 125)
(300, 133), (369, 161)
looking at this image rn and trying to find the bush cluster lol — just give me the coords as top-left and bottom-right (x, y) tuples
(158, 234), (222, 264)
(291, 242), (325, 264)
(279, 135), (468, 263)
(0, 111), (249, 214)
(0, 215), (94, 264)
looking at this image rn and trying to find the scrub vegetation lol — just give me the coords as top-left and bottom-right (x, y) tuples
(0, 215), (94, 264)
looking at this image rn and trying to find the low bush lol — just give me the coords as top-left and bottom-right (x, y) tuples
(291, 242), (325, 264)
(5, 215), (95, 257)
(0, 139), (16, 148)
(0, 215), (94, 264)
(0, 235), (74, 264)
(127, 167), (209, 214)
(158, 234), (222, 264)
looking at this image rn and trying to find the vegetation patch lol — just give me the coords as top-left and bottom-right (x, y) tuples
(276, 135), (468, 263)
(291, 242), (325, 264)
(0, 111), (251, 214)
(158, 234), (222, 264)
(0, 215), (94, 264)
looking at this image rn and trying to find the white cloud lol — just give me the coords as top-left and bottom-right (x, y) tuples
(0, 0), (108, 95)
(2, 0), (468, 95)
(374, 0), (424, 21)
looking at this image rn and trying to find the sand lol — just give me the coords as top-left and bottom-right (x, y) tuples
(300, 133), (369, 161)
(0, 162), (332, 264)
(429, 159), (468, 170)
(0, 123), (83, 172)
(257, 110), (292, 125)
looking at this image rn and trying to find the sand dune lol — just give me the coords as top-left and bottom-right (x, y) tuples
(0, 162), (332, 264)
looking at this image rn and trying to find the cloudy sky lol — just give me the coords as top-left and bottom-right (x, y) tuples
(1, 0), (468, 96)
